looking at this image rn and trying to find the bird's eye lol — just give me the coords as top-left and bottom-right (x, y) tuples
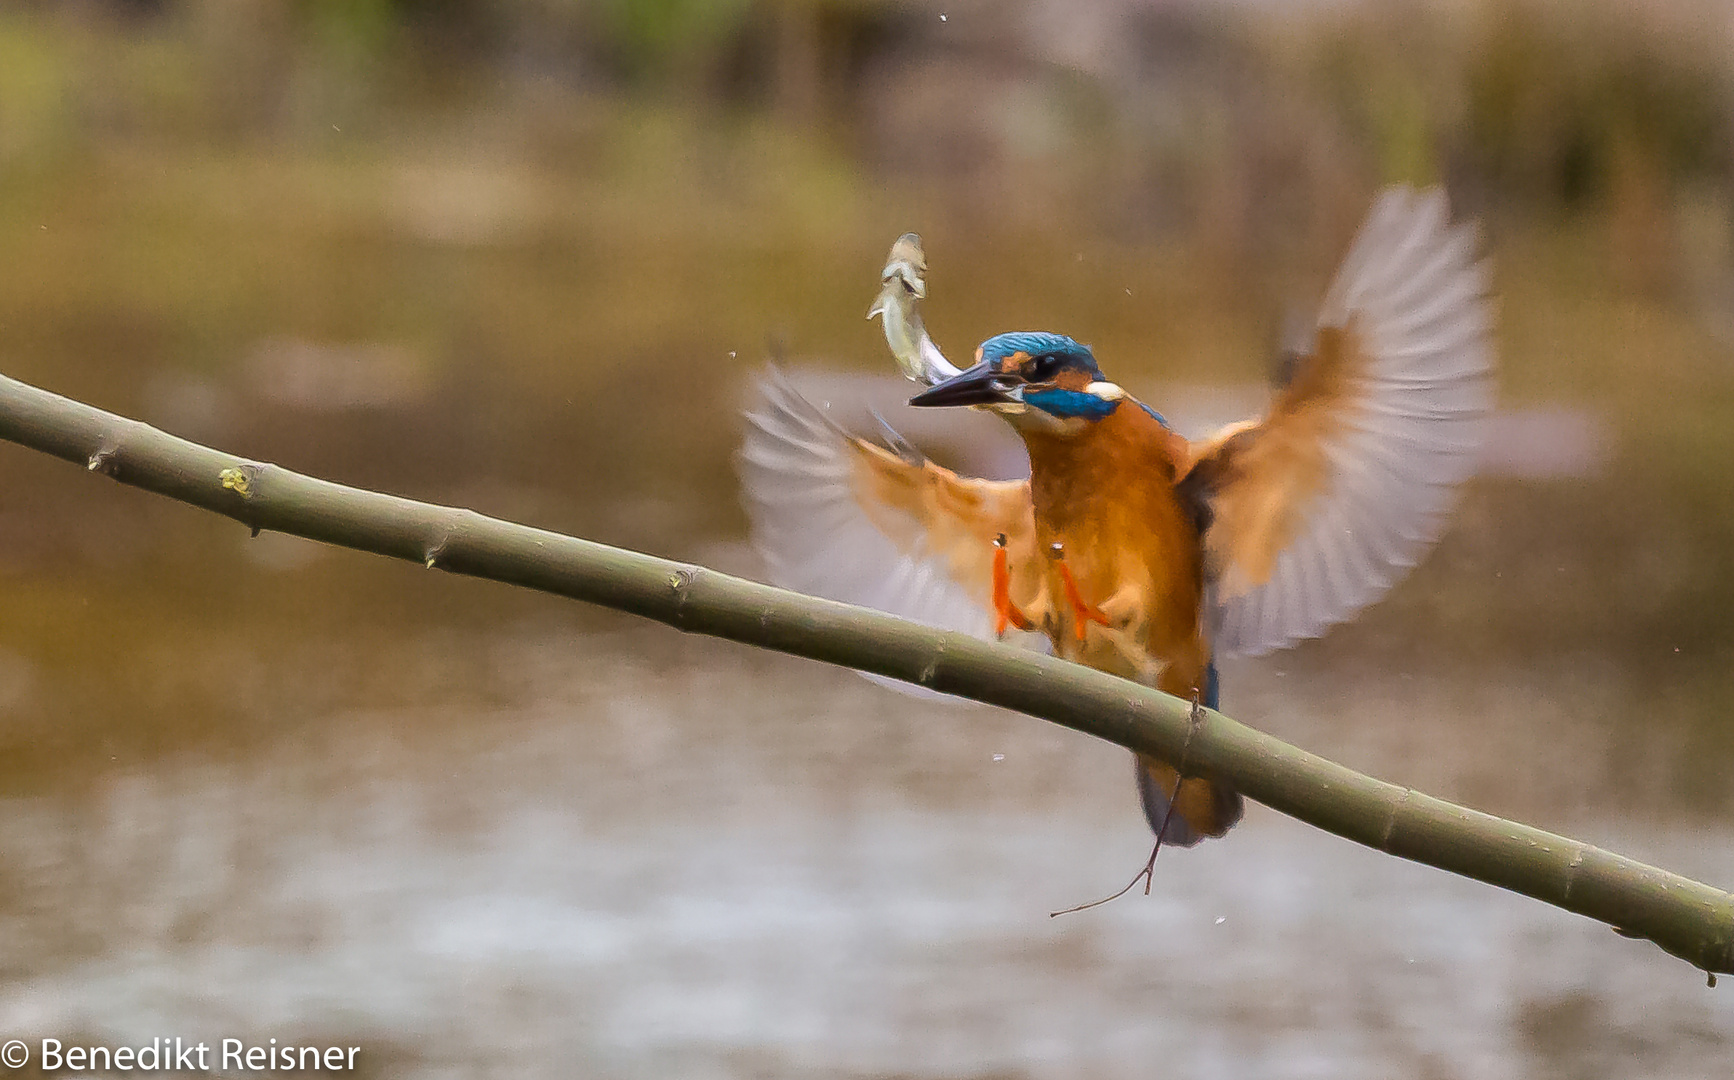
(1029, 354), (1063, 381)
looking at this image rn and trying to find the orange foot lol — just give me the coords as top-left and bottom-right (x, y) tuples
(1049, 542), (1109, 641)
(992, 534), (1033, 637)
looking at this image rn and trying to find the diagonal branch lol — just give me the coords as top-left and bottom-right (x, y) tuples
(1, 368), (1730, 981)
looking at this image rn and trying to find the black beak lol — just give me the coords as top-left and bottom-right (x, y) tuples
(908, 362), (1020, 408)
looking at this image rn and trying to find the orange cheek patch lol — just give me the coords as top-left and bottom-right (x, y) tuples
(1053, 368), (1092, 391)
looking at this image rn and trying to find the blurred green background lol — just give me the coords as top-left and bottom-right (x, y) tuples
(1, 1), (1732, 1077)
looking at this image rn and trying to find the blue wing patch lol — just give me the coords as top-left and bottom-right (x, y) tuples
(1136, 401), (1169, 427)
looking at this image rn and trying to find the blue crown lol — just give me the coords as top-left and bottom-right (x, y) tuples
(978, 331), (1098, 375)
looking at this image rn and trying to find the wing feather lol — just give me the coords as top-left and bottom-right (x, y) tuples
(1197, 186), (1494, 657)
(738, 370), (1047, 680)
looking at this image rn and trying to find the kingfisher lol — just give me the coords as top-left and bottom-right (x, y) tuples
(739, 188), (1492, 847)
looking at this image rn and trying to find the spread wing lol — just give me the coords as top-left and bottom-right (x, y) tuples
(1186, 186), (1493, 658)
(738, 370), (1046, 654)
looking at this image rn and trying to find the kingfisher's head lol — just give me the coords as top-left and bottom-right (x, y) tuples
(908, 331), (1126, 434)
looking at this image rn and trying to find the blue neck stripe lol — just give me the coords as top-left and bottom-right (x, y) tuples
(1023, 387), (1117, 420)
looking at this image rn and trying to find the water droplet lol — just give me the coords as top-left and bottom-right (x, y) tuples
(1214, 916), (1226, 925)
(992, 753), (1005, 762)
(939, 12), (947, 20)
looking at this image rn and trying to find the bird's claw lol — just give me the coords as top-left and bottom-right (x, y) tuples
(1049, 542), (1109, 641)
(992, 533), (1033, 637)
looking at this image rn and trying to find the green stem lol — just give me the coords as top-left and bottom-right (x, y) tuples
(1, 369), (1729, 980)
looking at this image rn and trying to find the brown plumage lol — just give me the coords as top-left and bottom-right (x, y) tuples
(738, 186), (1492, 847)
(1022, 399), (1242, 841)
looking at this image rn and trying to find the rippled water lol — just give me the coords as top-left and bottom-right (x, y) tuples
(0, 626), (1727, 1079)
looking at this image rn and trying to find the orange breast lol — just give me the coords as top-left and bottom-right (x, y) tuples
(1021, 404), (1210, 698)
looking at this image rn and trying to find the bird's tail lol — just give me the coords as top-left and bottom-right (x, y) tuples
(1135, 755), (1244, 846)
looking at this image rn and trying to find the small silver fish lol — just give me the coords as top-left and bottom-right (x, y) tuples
(867, 232), (962, 386)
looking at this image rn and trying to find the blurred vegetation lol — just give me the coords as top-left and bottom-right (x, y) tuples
(1, 0), (1734, 802)
(4, 2), (1730, 244)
